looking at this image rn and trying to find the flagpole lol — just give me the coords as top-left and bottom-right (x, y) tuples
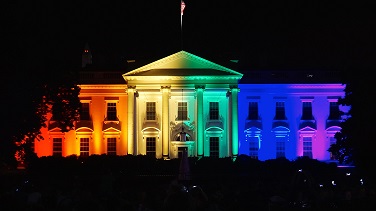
(181, 15), (183, 50)
(180, 1), (185, 50)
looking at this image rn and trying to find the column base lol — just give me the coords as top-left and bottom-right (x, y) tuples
(163, 155), (170, 160)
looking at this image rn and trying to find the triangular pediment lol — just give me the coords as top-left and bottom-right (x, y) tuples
(103, 127), (121, 133)
(123, 51), (243, 77)
(103, 122), (121, 132)
(48, 127), (62, 132)
(299, 126), (316, 132)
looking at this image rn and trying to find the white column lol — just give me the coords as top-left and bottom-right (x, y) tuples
(127, 86), (136, 155)
(195, 85), (205, 158)
(230, 86), (239, 159)
(161, 86), (171, 159)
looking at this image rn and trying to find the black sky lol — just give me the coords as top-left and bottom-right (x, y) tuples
(3, 0), (375, 72)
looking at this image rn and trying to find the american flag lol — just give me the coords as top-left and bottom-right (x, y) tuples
(181, 1), (186, 15)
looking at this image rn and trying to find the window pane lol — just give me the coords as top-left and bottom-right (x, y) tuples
(247, 102), (258, 120)
(178, 147), (188, 159)
(302, 102), (313, 120)
(209, 102), (219, 120)
(107, 138), (117, 155)
(275, 102), (286, 120)
(146, 137), (156, 157)
(210, 137), (219, 158)
(178, 102), (188, 120)
(80, 103), (90, 120)
(249, 137), (259, 159)
(53, 138), (62, 156)
(146, 102), (156, 120)
(303, 137), (312, 158)
(276, 137), (285, 158)
(329, 102), (340, 120)
(107, 102), (117, 120)
(330, 137), (336, 160)
(80, 138), (90, 157)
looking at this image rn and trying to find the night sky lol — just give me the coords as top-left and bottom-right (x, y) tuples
(3, 0), (375, 72)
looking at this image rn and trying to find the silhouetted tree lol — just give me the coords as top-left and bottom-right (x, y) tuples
(329, 69), (376, 186)
(0, 65), (81, 169)
(1, 16), (81, 168)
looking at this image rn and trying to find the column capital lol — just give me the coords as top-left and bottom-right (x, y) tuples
(126, 86), (137, 95)
(229, 86), (240, 94)
(195, 85), (206, 90)
(161, 85), (171, 90)
(229, 85), (239, 90)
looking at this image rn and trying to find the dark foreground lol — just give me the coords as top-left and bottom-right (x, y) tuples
(1, 155), (375, 211)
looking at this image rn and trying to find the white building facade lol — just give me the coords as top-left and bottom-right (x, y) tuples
(35, 50), (347, 162)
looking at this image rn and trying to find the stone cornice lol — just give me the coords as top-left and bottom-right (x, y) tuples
(123, 75), (242, 81)
(78, 85), (127, 89)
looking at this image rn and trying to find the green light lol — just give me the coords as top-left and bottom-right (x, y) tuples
(196, 87), (204, 157)
(231, 87), (239, 157)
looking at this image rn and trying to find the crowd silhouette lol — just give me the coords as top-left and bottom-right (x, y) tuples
(1, 155), (375, 210)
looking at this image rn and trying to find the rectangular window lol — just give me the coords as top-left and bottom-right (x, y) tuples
(107, 102), (117, 121)
(303, 137), (312, 158)
(302, 102), (313, 120)
(146, 102), (156, 120)
(328, 102), (341, 120)
(249, 137), (259, 159)
(178, 147), (188, 159)
(330, 137), (336, 160)
(107, 137), (117, 155)
(53, 138), (62, 156)
(275, 102), (286, 120)
(247, 102), (259, 120)
(209, 102), (219, 120)
(210, 137), (219, 158)
(178, 102), (188, 120)
(146, 137), (156, 157)
(80, 103), (90, 120)
(276, 137), (285, 158)
(80, 138), (89, 157)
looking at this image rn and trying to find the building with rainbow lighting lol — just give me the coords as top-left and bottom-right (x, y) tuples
(33, 46), (349, 162)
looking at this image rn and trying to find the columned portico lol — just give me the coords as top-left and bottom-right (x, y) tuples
(122, 51), (243, 159)
(161, 86), (171, 159)
(195, 85), (205, 158)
